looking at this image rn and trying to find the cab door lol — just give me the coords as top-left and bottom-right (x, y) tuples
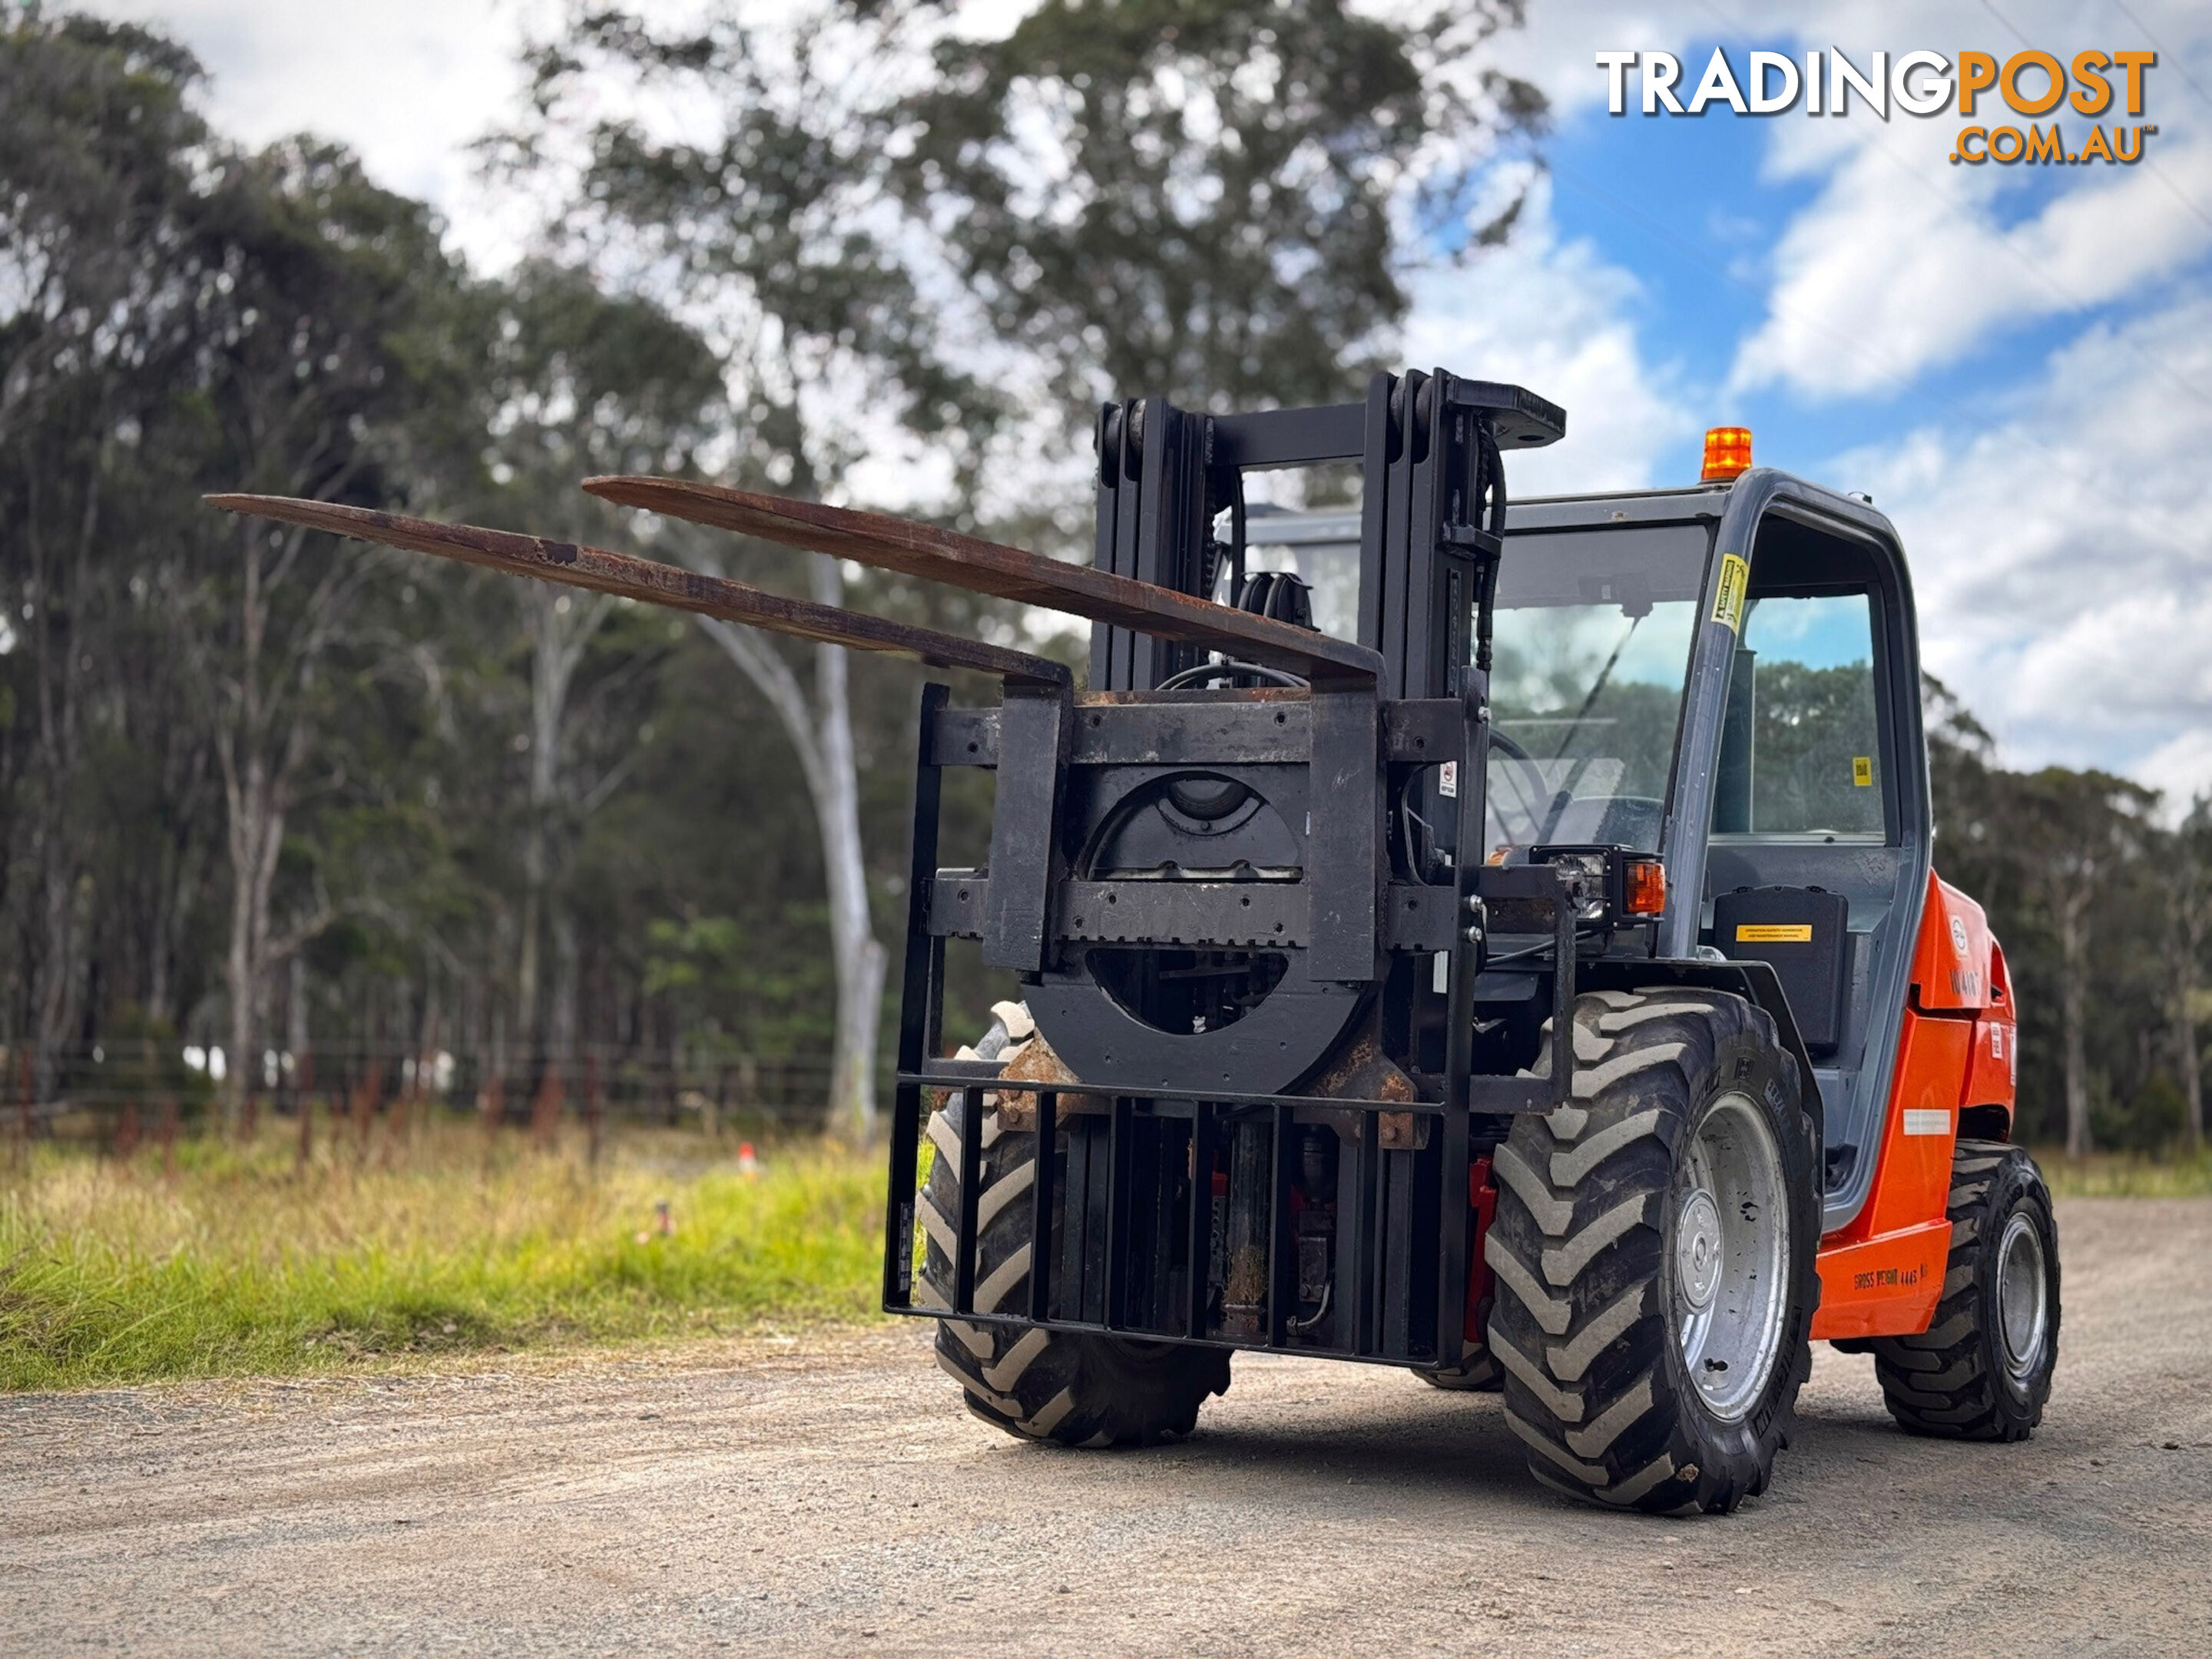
(1690, 501), (1930, 1232)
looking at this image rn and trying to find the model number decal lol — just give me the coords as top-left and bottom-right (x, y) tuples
(1853, 1264), (1922, 1291)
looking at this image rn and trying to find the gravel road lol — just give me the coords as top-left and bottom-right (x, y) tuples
(5, 1196), (2210, 1656)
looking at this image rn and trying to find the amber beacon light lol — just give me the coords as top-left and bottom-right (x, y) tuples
(1701, 426), (1753, 482)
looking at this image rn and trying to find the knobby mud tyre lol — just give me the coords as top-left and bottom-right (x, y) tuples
(1418, 1353), (1504, 1392)
(1417, 1316), (1503, 1391)
(1487, 988), (1820, 1514)
(1868, 1141), (2058, 1440)
(919, 1088), (1230, 1447)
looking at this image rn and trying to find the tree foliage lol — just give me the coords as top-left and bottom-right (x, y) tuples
(900, 0), (1527, 409)
(2, 7), (2204, 1158)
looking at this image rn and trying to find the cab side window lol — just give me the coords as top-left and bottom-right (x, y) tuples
(1714, 591), (1885, 839)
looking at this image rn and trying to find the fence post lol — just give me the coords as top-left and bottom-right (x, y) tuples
(584, 1053), (604, 1171)
(530, 1062), (563, 1149)
(15, 1046), (34, 1160)
(353, 1061), (382, 1161)
(386, 1057), (412, 1164)
(240, 1041), (260, 1143)
(479, 1071), (505, 1175)
(295, 1049), (316, 1174)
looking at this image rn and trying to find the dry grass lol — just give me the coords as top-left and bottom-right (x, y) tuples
(2036, 1144), (2212, 1197)
(0, 1117), (885, 1392)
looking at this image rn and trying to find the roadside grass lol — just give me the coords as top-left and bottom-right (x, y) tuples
(2037, 1145), (2212, 1197)
(0, 1119), (888, 1392)
(7, 1113), (2200, 1393)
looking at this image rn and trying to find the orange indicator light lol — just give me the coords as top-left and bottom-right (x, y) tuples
(1701, 426), (1753, 482)
(1624, 857), (1667, 916)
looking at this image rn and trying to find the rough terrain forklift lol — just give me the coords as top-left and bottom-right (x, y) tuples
(213, 363), (2061, 1515)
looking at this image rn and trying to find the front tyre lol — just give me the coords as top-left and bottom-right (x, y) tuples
(1487, 989), (1820, 1514)
(1869, 1141), (2059, 1440)
(919, 1089), (1230, 1446)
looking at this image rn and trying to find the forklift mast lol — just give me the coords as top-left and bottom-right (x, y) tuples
(877, 368), (1826, 1372)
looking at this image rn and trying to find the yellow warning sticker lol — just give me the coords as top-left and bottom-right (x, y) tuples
(1853, 755), (1874, 786)
(1736, 922), (1813, 943)
(1711, 552), (1750, 631)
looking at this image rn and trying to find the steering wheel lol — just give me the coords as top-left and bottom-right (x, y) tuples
(1485, 727), (1555, 848)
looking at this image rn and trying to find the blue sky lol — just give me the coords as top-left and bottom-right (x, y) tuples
(1408, 0), (2212, 807)
(84, 0), (2212, 808)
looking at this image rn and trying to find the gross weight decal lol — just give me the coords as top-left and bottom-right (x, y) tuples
(1853, 1264), (1922, 1292)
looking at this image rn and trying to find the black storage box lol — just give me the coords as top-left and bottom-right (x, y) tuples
(1712, 885), (1849, 1055)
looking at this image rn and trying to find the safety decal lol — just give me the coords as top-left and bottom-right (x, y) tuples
(1736, 922), (1812, 943)
(1950, 915), (1969, 956)
(1902, 1108), (1951, 1136)
(1853, 756), (1874, 786)
(1712, 551), (1750, 631)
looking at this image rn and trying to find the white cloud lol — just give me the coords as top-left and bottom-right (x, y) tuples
(1706, 0), (2212, 396)
(1731, 127), (2212, 399)
(1482, 1), (1699, 120)
(81, 0), (551, 273)
(2137, 729), (2212, 811)
(1474, 0), (2212, 403)
(1402, 175), (1696, 494)
(1833, 293), (2212, 801)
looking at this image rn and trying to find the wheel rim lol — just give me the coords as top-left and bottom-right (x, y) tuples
(1995, 1210), (2050, 1383)
(1672, 1092), (1789, 1422)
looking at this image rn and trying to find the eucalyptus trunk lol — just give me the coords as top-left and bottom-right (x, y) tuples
(2055, 891), (2092, 1158)
(2174, 867), (2208, 1151)
(809, 555), (887, 1143)
(694, 548), (885, 1143)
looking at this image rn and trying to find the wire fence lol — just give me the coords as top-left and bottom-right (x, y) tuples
(0, 1038), (843, 1146)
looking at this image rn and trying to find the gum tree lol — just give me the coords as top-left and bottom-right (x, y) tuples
(496, 0), (1541, 1139)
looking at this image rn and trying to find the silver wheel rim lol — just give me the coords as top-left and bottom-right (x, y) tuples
(1673, 1092), (1789, 1422)
(1995, 1211), (2050, 1383)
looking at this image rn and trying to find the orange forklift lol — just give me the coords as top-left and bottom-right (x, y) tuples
(214, 369), (2059, 1517)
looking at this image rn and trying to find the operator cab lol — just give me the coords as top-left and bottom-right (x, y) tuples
(1498, 478), (1929, 1235)
(1249, 469), (1929, 1236)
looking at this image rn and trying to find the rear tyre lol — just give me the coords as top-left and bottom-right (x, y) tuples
(1868, 1141), (2058, 1440)
(1418, 1351), (1503, 1392)
(920, 1088), (1230, 1446)
(1418, 1294), (1503, 1391)
(1488, 989), (1820, 1514)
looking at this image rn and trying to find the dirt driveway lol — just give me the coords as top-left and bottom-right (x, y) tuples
(4, 1197), (2209, 1656)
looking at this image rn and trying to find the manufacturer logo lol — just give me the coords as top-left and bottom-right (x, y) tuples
(1949, 916), (1969, 956)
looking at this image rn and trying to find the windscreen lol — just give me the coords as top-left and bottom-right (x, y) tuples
(1230, 512), (1712, 857)
(1482, 525), (1712, 856)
